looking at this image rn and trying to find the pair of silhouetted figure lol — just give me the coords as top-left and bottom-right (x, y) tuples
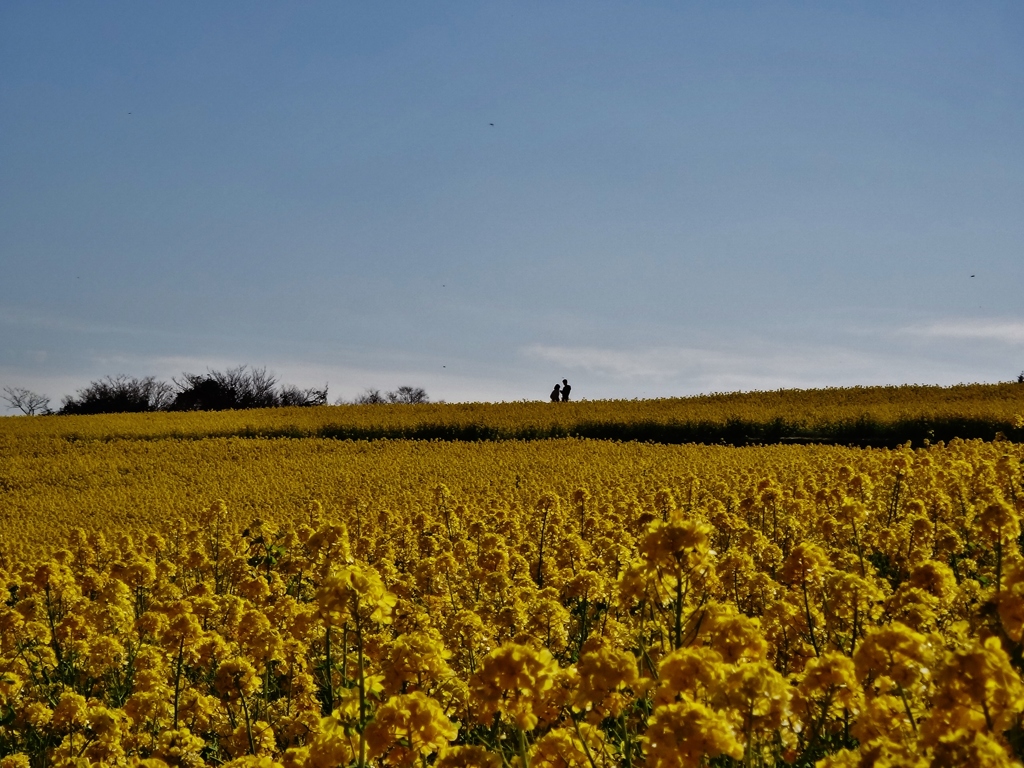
(550, 379), (571, 402)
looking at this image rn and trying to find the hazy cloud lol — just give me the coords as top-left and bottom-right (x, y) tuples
(523, 344), (739, 380)
(522, 341), (990, 396)
(0, 306), (149, 337)
(901, 319), (1024, 345)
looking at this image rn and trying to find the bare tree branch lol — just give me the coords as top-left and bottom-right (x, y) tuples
(386, 386), (429, 404)
(1, 386), (51, 416)
(354, 388), (386, 405)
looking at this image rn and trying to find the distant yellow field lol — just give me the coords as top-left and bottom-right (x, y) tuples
(0, 435), (851, 560)
(2, 381), (1022, 444)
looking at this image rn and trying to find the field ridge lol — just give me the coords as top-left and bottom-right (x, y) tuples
(2, 382), (1023, 447)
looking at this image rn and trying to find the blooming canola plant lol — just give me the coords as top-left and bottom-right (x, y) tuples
(1, 406), (1024, 765)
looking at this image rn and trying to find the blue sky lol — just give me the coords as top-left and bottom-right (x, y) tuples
(2, 2), (1022, 406)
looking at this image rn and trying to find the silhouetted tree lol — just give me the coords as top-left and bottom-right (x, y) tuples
(1, 386), (51, 415)
(170, 376), (236, 411)
(59, 376), (174, 415)
(351, 387), (429, 404)
(171, 366), (281, 411)
(280, 384), (329, 407)
(47, 366), (331, 415)
(386, 386), (429, 404)
(354, 388), (387, 405)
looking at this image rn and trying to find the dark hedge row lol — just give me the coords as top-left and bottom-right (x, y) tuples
(228, 415), (1024, 447)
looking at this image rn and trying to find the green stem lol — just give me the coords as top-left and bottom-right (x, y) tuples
(324, 623), (333, 715)
(620, 713), (633, 768)
(674, 572), (684, 649)
(801, 580), (820, 656)
(896, 685), (917, 736)
(357, 618), (367, 768)
(172, 636), (184, 729)
(571, 716), (598, 768)
(536, 506), (550, 588)
(238, 687), (256, 754)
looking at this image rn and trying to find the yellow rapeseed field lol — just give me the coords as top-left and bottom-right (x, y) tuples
(2, 382), (1022, 443)
(2, 397), (1024, 766)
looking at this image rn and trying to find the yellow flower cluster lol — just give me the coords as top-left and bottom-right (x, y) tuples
(1, 426), (1024, 765)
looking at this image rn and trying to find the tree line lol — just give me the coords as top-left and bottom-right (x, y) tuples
(1, 367), (430, 416)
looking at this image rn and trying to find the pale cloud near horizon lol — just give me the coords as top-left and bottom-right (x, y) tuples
(522, 340), (1000, 396)
(1, 334), (1015, 414)
(900, 319), (1024, 345)
(3, 311), (1019, 408)
(0, 306), (153, 338)
(523, 344), (736, 380)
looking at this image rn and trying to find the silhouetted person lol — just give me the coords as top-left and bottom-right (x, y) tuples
(561, 379), (571, 401)
(550, 384), (561, 402)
